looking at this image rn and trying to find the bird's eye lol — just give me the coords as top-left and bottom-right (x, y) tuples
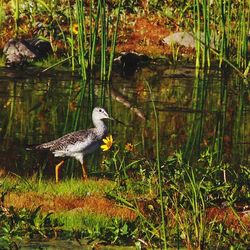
(99, 109), (102, 112)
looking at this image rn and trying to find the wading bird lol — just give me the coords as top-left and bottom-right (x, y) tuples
(29, 107), (113, 182)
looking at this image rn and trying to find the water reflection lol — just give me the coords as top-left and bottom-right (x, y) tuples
(21, 239), (136, 250)
(0, 64), (249, 178)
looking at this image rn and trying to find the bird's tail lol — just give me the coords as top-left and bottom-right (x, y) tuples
(25, 144), (39, 151)
(26, 142), (53, 151)
(26, 144), (49, 151)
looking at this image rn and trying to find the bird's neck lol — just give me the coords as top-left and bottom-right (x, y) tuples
(93, 118), (107, 137)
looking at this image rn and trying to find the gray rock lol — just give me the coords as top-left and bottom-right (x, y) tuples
(163, 32), (196, 48)
(163, 31), (216, 49)
(3, 38), (52, 67)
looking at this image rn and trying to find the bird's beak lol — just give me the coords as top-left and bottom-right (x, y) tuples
(107, 116), (129, 126)
(113, 118), (128, 126)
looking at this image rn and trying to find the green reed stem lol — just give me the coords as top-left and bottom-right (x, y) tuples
(201, 0), (211, 68)
(88, 0), (98, 109)
(219, 0), (227, 67)
(185, 166), (206, 248)
(90, 1), (101, 71)
(226, 0), (232, 57)
(99, 0), (107, 106)
(63, 81), (74, 134)
(146, 81), (167, 250)
(67, 0), (75, 71)
(184, 73), (206, 160)
(214, 79), (228, 162)
(194, 0), (201, 68)
(244, 62), (250, 77)
(76, 0), (87, 80)
(236, 0), (248, 69)
(232, 77), (245, 164)
(0, 0), (4, 26)
(107, 0), (122, 82)
(100, 0), (107, 81)
(13, 0), (19, 37)
(89, 0), (93, 65)
(209, 46), (248, 80)
(5, 82), (16, 138)
(41, 56), (73, 73)
(72, 81), (87, 131)
(192, 0), (249, 72)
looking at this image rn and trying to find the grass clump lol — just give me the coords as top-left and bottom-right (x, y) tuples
(0, 149), (250, 249)
(104, 146), (250, 249)
(52, 211), (137, 245)
(0, 175), (115, 197)
(0, 174), (137, 248)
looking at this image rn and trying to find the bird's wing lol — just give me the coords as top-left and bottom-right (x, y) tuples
(36, 129), (97, 152)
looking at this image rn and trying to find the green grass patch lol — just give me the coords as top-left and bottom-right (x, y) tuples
(52, 210), (112, 232)
(51, 210), (137, 245)
(0, 151), (249, 249)
(0, 175), (115, 197)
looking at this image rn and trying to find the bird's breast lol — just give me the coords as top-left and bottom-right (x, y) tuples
(66, 136), (101, 155)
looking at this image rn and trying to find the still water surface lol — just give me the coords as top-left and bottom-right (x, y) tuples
(0, 64), (249, 178)
(21, 239), (136, 249)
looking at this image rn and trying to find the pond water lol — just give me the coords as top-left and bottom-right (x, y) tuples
(0, 63), (249, 178)
(20, 239), (136, 250)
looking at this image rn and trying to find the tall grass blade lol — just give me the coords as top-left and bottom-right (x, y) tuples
(76, 0), (87, 80)
(146, 80), (167, 250)
(107, 0), (122, 82)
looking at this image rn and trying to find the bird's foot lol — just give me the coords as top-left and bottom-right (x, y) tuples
(82, 163), (88, 180)
(55, 160), (64, 183)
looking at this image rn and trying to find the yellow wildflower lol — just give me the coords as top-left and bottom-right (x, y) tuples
(101, 135), (113, 151)
(125, 142), (134, 152)
(72, 23), (78, 35)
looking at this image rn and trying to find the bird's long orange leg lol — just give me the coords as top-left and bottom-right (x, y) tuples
(55, 160), (64, 183)
(81, 161), (88, 180)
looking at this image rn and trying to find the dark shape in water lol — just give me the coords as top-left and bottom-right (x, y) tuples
(114, 51), (150, 77)
(111, 87), (146, 121)
(3, 38), (52, 67)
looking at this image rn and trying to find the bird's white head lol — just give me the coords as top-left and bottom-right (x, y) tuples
(92, 107), (113, 121)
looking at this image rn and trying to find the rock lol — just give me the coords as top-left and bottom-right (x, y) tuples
(163, 31), (216, 49)
(163, 32), (196, 48)
(114, 51), (150, 77)
(3, 38), (52, 67)
(26, 38), (53, 59)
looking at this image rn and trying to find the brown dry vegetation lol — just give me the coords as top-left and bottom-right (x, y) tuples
(206, 207), (250, 231)
(138, 198), (250, 231)
(5, 191), (136, 220)
(0, 12), (192, 58)
(4, 188), (250, 231)
(116, 15), (171, 56)
(116, 15), (194, 57)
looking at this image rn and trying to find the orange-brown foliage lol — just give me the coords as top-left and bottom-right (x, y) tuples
(117, 16), (171, 56)
(206, 207), (250, 231)
(5, 192), (136, 221)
